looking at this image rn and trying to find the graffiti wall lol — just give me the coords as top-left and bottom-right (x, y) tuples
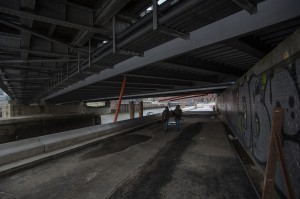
(217, 58), (300, 198)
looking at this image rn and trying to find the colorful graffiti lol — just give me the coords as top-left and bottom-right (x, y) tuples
(217, 58), (300, 198)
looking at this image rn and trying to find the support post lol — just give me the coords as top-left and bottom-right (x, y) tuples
(152, 0), (158, 30)
(114, 76), (126, 122)
(89, 39), (91, 67)
(129, 101), (135, 119)
(77, 52), (80, 74)
(113, 16), (116, 54)
(139, 101), (143, 118)
(262, 108), (295, 199)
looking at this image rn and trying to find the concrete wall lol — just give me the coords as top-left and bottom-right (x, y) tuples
(0, 113), (98, 144)
(86, 101), (111, 115)
(2, 103), (84, 118)
(0, 115), (159, 169)
(217, 29), (300, 198)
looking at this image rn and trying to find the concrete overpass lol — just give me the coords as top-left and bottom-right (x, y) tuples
(0, 0), (300, 198)
(0, 0), (298, 104)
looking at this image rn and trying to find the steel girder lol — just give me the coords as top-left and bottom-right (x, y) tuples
(41, 0), (300, 102)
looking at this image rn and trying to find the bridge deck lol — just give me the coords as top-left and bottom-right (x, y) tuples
(0, 113), (258, 199)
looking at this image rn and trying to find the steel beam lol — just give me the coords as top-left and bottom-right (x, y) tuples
(231, 0), (257, 15)
(0, 64), (60, 71)
(41, 0), (300, 102)
(0, 6), (111, 35)
(117, 50), (144, 57)
(71, 0), (129, 47)
(159, 61), (238, 78)
(158, 26), (189, 40)
(116, 12), (139, 23)
(113, 16), (116, 54)
(0, 19), (88, 54)
(0, 66), (52, 74)
(3, 78), (51, 81)
(76, 84), (230, 102)
(0, 46), (72, 57)
(153, 0), (158, 30)
(101, 80), (174, 88)
(226, 39), (266, 58)
(125, 73), (216, 84)
(0, 59), (85, 64)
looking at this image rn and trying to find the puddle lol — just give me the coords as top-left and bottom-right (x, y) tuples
(80, 135), (152, 160)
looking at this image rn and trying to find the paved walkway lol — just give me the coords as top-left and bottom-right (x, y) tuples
(0, 112), (257, 199)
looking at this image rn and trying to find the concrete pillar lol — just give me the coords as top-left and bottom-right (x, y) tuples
(79, 101), (86, 113)
(129, 101), (135, 119)
(139, 101), (143, 118)
(182, 100), (186, 108)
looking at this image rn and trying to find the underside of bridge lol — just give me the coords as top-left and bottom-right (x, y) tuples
(0, 0), (299, 104)
(0, 1), (300, 198)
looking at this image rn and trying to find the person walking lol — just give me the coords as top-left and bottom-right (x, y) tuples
(172, 105), (182, 131)
(162, 106), (170, 132)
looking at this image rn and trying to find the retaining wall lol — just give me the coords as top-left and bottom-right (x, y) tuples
(0, 115), (158, 171)
(0, 113), (99, 144)
(216, 29), (300, 198)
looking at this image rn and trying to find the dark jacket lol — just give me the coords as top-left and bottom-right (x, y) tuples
(172, 108), (182, 120)
(162, 109), (170, 121)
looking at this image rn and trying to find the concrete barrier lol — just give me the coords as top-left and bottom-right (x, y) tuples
(39, 127), (95, 152)
(0, 138), (44, 165)
(0, 115), (159, 168)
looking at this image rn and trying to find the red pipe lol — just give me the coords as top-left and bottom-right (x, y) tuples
(114, 76), (126, 122)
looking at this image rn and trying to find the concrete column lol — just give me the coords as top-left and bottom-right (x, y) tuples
(139, 101), (143, 118)
(79, 101), (86, 113)
(129, 101), (135, 119)
(182, 100), (186, 108)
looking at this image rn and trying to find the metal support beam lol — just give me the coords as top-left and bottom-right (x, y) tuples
(0, 19), (88, 54)
(3, 77), (51, 81)
(226, 40), (266, 58)
(113, 16), (116, 54)
(0, 59), (85, 64)
(0, 46), (73, 58)
(117, 50), (144, 57)
(126, 72), (218, 84)
(116, 12), (139, 23)
(78, 52), (80, 74)
(158, 26), (189, 40)
(89, 40), (91, 67)
(231, 0), (257, 15)
(40, 0), (300, 102)
(74, 83), (230, 102)
(0, 6), (111, 35)
(159, 61), (238, 78)
(153, 0), (158, 30)
(114, 75), (126, 122)
(0, 65), (52, 74)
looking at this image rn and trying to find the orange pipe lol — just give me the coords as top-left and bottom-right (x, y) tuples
(114, 76), (126, 122)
